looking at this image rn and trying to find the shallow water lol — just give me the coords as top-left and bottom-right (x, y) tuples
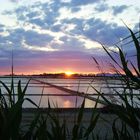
(0, 77), (139, 108)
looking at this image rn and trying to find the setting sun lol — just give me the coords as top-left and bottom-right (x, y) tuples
(65, 71), (74, 76)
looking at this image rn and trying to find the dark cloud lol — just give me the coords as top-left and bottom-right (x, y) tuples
(61, 18), (85, 34)
(95, 3), (109, 12)
(26, 12), (40, 19)
(0, 29), (4, 33)
(9, 0), (19, 2)
(59, 36), (85, 51)
(0, 24), (5, 33)
(0, 24), (4, 28)
(112, 5), (128, 15)
(0, 28), (25, 49)
(24, 30), (54, 47)
(29, 18), (45, 28)
(71, 0), (100, 6)
(0, 28), (54, 49)
(71, 7), (81, 13)
(51, 24), (61, 32)
(72, 18), (129, 45)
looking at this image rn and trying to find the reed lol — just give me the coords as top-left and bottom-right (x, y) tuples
(0, 79), (39, 140)
(95, 25), (140, 140)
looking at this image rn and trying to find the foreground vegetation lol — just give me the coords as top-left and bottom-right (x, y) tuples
(0, 27), (140, 140)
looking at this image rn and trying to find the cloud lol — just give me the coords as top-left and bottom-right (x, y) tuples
(71, 7), (81, 13)
(95, 3), (109, 12)
(29, 18), (45, 28)
(9, 0), (19, 2)
(26, 11), (40, 19)
(23, 30), (54, 47)
(2, 1), (132, 47)
(70, 0), (100, 6)
(89, 20), (128, 44)
(1, 1), (131, 51)
(112, 5), (128, 15)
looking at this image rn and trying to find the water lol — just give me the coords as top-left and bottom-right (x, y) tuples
(0, 77), (139, 108)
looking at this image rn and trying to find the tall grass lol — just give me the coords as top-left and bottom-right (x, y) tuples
(0, 79), (39, 140)
(95, 25), (140, 139)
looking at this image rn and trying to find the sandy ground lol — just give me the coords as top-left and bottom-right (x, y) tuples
(21, 108), (118, 139)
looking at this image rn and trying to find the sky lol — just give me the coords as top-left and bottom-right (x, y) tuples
(0, 0), (139, 75)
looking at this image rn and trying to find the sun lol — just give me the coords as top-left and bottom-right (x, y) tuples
(65, 71), (74, 76)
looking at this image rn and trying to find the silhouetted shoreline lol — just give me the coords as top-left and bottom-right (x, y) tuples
(0, 73), (123, 79)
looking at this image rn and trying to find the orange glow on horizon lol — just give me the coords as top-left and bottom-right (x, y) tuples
(65, 71), (74, 77)
(0, 67), (121, 75)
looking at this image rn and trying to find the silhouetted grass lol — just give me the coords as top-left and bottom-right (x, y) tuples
(94, 25), (140, 140)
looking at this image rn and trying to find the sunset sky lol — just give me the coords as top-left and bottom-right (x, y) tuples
(0, 0), (139, 75)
